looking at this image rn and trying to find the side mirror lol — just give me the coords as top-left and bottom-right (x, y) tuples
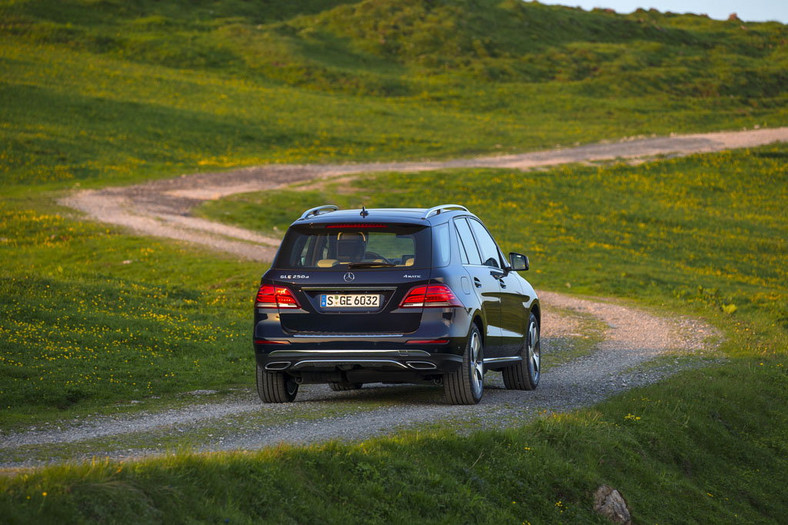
(509, 252), (529, 272)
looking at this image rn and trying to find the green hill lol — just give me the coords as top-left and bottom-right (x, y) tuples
(5, 0), (786, 96)
(1, 0), (786, 187)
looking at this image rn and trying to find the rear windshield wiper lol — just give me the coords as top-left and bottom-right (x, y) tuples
(347, 262), (397, 269)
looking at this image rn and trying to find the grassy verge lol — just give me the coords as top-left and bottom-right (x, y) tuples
(0, 196), (260, 427)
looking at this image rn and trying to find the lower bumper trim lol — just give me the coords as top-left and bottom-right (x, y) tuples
(290, 359), (410, 370)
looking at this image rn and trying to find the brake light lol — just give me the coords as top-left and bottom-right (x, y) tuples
(399, 285), (463, 308)
(326, 223), (388, 229)
(255, 285), (301, 309)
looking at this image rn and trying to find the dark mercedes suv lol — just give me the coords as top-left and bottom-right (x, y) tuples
(253, 204), (540, 405)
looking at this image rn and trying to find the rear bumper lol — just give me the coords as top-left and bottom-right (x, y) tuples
(253, 307), (473, 384)
(257, 348), (464, 370)
(255, 348), (464, 384)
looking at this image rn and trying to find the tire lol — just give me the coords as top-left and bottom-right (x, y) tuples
(444, 324), (484, 405)
(329, 382), (363, 391)
(256, 363), (298, 403)
(502, 312), (540, 390)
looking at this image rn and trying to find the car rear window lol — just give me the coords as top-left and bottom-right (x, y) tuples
(275, 223), (431, 269)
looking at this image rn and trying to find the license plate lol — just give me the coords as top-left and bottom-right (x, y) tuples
(320, 294), (380, 308)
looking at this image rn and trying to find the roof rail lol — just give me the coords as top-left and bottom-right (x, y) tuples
(422, 204), (469, 219)
(299, 205), (338, 220)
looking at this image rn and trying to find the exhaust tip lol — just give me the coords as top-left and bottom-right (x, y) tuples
(265, 361), (291, 371)
(407, 361), (437, 370)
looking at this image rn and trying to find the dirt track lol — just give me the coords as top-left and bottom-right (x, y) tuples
(61, 127), (788, 261)
(4, 128), (781, 468)
(0, 291), (720, 468)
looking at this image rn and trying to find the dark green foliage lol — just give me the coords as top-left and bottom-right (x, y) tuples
(6, 0), (785, 94)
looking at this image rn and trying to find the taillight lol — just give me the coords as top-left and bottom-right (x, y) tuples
(255, 285), (301, 309)
(399, 285), (463, 308)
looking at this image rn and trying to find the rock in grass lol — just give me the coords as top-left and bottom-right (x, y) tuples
(593, 485), (631, 524)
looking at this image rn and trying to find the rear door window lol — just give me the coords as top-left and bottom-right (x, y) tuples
(454, 218), (482, 266)
(469, 219), (502, 268)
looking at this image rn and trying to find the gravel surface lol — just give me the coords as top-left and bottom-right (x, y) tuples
(0, 289), (721, 469)
(7, 130), (768, 469)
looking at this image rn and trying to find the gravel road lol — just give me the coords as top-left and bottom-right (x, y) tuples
(9, 129), (780, 468)
(61, 127), (788, 261)
(0, 293), (720, 468)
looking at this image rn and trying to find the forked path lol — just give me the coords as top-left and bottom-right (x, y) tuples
(4, 129), (779, 467)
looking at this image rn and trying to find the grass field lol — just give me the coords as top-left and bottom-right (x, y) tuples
(3, 145), (786, 522)
(1, 0), (786, 522)
(2, 0), (786, 189)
